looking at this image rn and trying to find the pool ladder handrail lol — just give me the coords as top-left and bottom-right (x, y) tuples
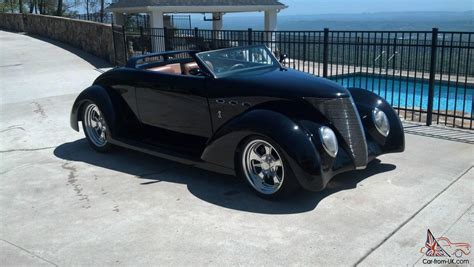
(387, 51), (400, 74)
(375, 51), (400, 74)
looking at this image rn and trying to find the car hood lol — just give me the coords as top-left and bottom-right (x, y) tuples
(213, 67), (350, 98)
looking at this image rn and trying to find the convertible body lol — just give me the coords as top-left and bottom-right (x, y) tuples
(70, 45), (404, 197)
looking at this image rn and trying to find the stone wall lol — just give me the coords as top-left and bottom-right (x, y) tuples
(0, 13), (115, 64)
(0, 13), (26, 32)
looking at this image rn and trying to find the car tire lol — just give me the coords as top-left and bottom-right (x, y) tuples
(81, 101), (113, 153)
(237, 135), (300, 199)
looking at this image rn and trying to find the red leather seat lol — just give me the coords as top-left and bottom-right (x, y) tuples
(147, 63), (182, 75)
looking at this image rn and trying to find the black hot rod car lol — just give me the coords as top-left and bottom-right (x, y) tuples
(70, 45), (404, 198)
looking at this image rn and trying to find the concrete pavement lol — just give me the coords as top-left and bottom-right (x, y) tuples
(0, 30), (473, 266)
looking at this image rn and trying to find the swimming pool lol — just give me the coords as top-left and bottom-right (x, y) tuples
(332, 75), (473, 113)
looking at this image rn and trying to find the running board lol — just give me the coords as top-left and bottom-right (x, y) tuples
(109, 137), (236, 176)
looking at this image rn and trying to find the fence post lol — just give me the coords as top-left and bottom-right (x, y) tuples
(355, 36), (360, 70)
(194, 27), (199, 49)
(248, 28), (253, 45)
(323, 28), (329, 77)
(111, 23), (117, 66)
(163, 27), (168, 51)
(303, 34), (307, 72)
(426, 28), (438, 126)
(122, 25), (127, 63)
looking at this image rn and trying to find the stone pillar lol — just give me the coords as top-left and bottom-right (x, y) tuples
(150, 10), (165, 52)
(264, 10), (277, 53)
(112, 12), (125, 25)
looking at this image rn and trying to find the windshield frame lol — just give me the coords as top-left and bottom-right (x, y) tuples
(194, 45), (281, 78)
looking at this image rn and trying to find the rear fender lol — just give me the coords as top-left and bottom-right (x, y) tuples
(70, 85), (117, 138)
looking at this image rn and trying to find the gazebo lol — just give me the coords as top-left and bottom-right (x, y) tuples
(107, 0), (287, 32)
(107, 0), (287, 52)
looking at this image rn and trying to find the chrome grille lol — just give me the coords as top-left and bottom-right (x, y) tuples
(311, 97), (368, 168)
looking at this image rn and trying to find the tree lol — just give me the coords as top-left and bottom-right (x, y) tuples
(37, 0), (44, 13)
(99, 0), (104, 22)
(34, 0), (58, 14)
(84, 0), (89, 19)
(56, 0), (62, 15)
(83, 0), (98, 20)
(29, 0), (36, 13)
(0, 0), (18, 12)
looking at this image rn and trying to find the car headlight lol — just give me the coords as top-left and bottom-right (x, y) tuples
(372, 108), (390, 137)
(319, 126), (338, 158)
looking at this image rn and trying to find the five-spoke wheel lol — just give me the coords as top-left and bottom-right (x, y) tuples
(82, 102), (112, 152)
(240, 137), (299, 198)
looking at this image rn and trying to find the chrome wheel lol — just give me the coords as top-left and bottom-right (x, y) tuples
(242, 139), (285, 195)
(84, 103), (107, 147)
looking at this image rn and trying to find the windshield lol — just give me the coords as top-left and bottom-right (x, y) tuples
(196, 45), (279, 78)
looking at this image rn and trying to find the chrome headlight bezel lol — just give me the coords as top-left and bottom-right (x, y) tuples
(319, 126), (338, 158)
(372, 107), (390, 137)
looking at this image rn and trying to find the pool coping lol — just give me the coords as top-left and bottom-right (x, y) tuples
(329, 72), (474, 88)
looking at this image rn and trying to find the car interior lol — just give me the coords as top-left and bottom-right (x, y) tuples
(144, 57), (261, 76)
(146, 62), (200, 75)
(131, 51), (210, 76)
(144, 59), (217, 76)
(130, 46), (277, 77)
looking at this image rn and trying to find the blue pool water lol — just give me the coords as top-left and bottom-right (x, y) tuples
(332, 75), (473, 113)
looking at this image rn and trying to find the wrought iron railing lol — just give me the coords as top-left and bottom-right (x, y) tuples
(114, 27), (473, 129)
(71, 13), (114, 24)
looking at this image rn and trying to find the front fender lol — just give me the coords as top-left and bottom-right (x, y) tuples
(201, 109), (325, 189)
(348, 88), (405, 154)
(70, 85), (117, 137)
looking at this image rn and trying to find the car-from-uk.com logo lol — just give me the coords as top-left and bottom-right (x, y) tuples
(419, 229), (471, 265)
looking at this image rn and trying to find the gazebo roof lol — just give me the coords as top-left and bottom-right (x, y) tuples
(107, 0), (286, 12)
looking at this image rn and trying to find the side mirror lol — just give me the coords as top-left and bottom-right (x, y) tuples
(279, 54), (288, 63)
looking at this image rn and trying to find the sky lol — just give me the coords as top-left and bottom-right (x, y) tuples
(230, 0), (473, 16)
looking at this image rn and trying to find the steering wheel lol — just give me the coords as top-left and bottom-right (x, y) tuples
(189, 68), (205, 76)
(230, 64), (246, 71)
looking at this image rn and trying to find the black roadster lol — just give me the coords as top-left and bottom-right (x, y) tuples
(70, 45), (404, 198)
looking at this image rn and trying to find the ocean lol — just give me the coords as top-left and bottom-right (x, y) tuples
(189, 11), (474, 31)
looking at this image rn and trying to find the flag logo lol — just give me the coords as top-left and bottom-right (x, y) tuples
(419, 229), (471, 258)
(423, 229), (450, 257)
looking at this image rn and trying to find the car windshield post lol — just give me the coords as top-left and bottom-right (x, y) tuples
(195, 45), (280, 78)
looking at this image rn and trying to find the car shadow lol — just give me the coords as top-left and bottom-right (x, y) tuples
(54, 139), (396, 214)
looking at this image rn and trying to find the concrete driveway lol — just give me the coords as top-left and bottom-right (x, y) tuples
(0, 30), (472, 266)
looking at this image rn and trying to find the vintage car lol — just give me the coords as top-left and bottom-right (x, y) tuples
(70, 45), (404, 199)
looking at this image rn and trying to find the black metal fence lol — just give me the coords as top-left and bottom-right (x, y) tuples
(71, 13), (114, 24)
(112, 25), (127, 66)
(114, 27), (474, 129)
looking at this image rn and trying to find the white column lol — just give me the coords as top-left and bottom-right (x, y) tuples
(264, 10), (277, 53)
(264, 10), (277, 31)
(150, 10), (165, 52)
(112, 12), (125, 25)
(212, 12), (223, 41)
